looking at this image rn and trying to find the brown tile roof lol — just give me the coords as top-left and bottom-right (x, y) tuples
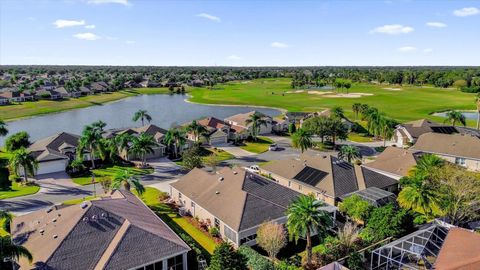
(11, 190), (189, 270)
(170, 167), (300, 231)
(434, 227), (480, 270)
(363, 147), (420, 177)
(224, 111), (270, 128)
(412, 132), (480, 160)
(399, 119), (440, 139)
(197, 117), (229, 130)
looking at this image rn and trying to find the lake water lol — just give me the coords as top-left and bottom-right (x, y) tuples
(2, 94), (281, 145)
(432, 111), (479, 120)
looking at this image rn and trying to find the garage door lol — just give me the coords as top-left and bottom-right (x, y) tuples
(210, 135), (227, 145)
(37, 160), (68, 175)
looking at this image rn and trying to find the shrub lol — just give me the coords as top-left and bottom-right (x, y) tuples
(346, 252), (364, 270)
(288, 123), (296, 134)
(238, 246), (274, 270)
(182, 146), (203, 169)
(0, 167), (11, 190)
(209, 227), (219, 237)
(360, 203), (413, 243)
(208, 242), (247, 270)
(4, 132), (30, 152)
(460, 86), (480, 93)
(339, 195), (373, 224)
(276, 260), (300, 270)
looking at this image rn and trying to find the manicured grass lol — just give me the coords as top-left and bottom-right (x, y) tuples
(62, 195), (99, 205)
(176, 147), (234, 167)
(240, 136), (274, 154)
(0, 181), (40, 200)
(0, 88), (184, 121)
(189, 78), (479, 126)
(347, 132), (375, 143)
(72, 165), (153, 186)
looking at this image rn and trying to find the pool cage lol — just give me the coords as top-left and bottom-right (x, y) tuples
(370, 223), (450, 270)
(340, 187), (396, 207)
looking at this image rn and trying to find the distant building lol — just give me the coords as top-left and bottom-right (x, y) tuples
(224, 111), (273, 138)
(11, 190), (190, 270)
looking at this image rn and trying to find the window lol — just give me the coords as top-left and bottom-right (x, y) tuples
(191, 201), (195, 208)
(224, 225), (237, 242)
(455, 157), (466, 166)
(214, 218), (220, 228)
(240, 233), (257, 245)
(167, 254), (184, 270)
(135, 261), (164, 270)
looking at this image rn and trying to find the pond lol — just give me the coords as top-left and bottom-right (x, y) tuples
(1, 94), (281, 145)
(432, 111), (479, 120)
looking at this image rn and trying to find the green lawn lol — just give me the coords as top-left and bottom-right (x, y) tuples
(0, 219), (8, 236)
(347, 132), (375, 143)
(0, 181), (40, 200)
(72, 165), (153, 186)
(240, 136), (274, 154)
(176, 147), (235, 167)
(189, 78), (479, 126)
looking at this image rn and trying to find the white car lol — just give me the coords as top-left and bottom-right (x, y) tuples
(268, 143), (278, 151)
(245, 165), (260, 173)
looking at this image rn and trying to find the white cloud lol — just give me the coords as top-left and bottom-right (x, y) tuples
(398, 46), (417, 52)
(271, 42), (289, 48)
(423, 48), (433, 53)
(453, 7), (479, 17)
(196, 13), (221, 22)
(53, 19), (85, 28)
(227, 55), (241, 61)
(73, 32), (100, 41)
(370, 24), (414, 35)
(85, 24), (96, 29)
(426, 22), (447, 28)
(125, 40), (136, 45)
(87, 0), (130, 6)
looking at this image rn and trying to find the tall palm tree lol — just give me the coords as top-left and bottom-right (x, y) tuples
(0, 120), (8, 137)
(380, 117), (396, 147)
(186, 120), (208, 143)
(291, 128), (312, 153)
(111, 170), (145, 195)
(331, 106), (345, 119)
(327, 117), (348, 147)
(128, 133), (158, 167)
(132, 109), (152, 126)
(338, 145), (362, 163)
(105, 133), (133, 161)
(286, 195), (331, 266)
(0, 236), (33, 267)
(0, 210), (12, 233)
(413, 154), (443, 177)
(245, 112), (268, 141)
(352, 103), (362, 121)
(164, 128), (186, 159)
(397, 174), (439, 219)
(476, 94), (480, 130)
(444, 110), (466, 127)
(78, 123), (106, 169)
(9, 148), (38, 184)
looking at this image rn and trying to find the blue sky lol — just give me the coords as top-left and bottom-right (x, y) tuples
(1, 0), (479, 66)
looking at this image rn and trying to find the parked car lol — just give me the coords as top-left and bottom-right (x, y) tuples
(269, 143), (278, 151)
(245, 165), (260, 173)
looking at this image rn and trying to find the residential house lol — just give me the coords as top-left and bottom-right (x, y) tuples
(35, 89), (62, 100)
(170, 167), (301, 247)
(224, 111), (273, 138)
(393, 119), (442, 147)
(79, 86), (93, 95)
(411, 132), (480, 171)
(10, 190), (190, 270)
(0, 89), (35, 102)
(371, 221), (480, 270)
(272, 117), (290, 133)
(54, 86), (70, 98)
(104, 124), (168, 160)
(363, 146), (421, 180)
(0, 96), (9, 105)
(28, 132), (86, 175)
(185, 117), (230, 145)
(90, 82), (109, 93)
(261, 152), (398, 206)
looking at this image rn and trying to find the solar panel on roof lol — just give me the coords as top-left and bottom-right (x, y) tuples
(431, 126), (458, 134)
(293, 166), (328, 186)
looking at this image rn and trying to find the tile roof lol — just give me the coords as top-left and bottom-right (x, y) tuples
(224, 111), (271, 128)
(363, 147), (420, 178)
(11, 190), (189, 270)
(412, 132), (480, 160)
(434, 227), (480, 270)
(399, 119), (440, 139)
(171, 167), (300, 231)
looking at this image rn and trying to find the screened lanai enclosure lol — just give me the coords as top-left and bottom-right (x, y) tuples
(340, 187), (396, 207)
(370, 223), (450, 270)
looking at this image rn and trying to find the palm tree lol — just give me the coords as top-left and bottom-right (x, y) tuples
(186, 120), (208, 143)
(398, 174), (439, 219)
(245, 112), (268, 141)
(105, 133), (133, 161)
(331, 106), (345, 119)
(286, 195), (331, 266)
(291, 128), (312, 153)
(380, 117), (396, 147)
(164, 128), (186, 159)
(0, 210), (12, 233)
(128, 133), (158, 167)
(413, 154), (443, 177)
(352, 103), (362, 121)
(0, 235), (33, 267)
(0, 120), (8, 137)
(475, 94), (480, 130)
(78, 123), (106, 169)
(327, 117), (348, 147)
(132, 109), (152, 126)
(444, 110), (466, 127)
(111, 170), (145, 195)
(338, 145), (362, 163)
(9, 148), (38, 184)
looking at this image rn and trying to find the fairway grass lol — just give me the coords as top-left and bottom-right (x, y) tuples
(189, 78), (479, 125)
(0, 181), (40, 200)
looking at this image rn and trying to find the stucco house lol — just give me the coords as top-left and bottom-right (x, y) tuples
(393, 119), (442, 147)
(184, 117), (230, 145)
(411, 132), (480, 171)
(261, 152), (398, 206)
(170, 167), (301, 247)
(10, 190), (190, 270)
(224, 111), (273, 138)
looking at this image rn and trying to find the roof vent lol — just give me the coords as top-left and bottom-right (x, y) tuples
(218, 177), (224, 181)
(322, 155), (327, 159)
(46, 207), (53, 213)
(215, 191), (220, 195)
(52, 218), (57, 223)
(101, 213), (107, 218)
(91, 215), (98, 220)
(233, 171), (238, 175)
(83, 217), (89, 222)
(39, 229), (45, 234)
(53, 235), (58, 239)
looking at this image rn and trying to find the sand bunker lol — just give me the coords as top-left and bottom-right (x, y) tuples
(241, 81), (252, 84)
(324, 93), (373, 98)
(308, 91), (333, 95)
(286, 90), (305, 94)
(383, 87), (402, 91)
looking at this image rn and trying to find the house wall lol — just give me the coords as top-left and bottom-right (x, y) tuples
(259, 169), (336, 206)
(238, 216), (287, 246)
(435, 154), (480, 172)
